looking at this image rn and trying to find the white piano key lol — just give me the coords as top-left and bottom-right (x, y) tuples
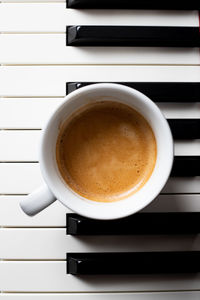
(0, 99), (199, 129)
(0, 4), (198, 31)
(0, 98), (61, 129)
(1, 229), (200, 259)
(1, 261), (200, 292)
(157, 103), (200, 118)
(0, 130), (41, 161)
(0, 196), (71, 227)
(0, 131), (199, 161)
(0, 163), (199, 194)
(0, 292), (200, 300)
(174, 141), (200, 156)
(161, 177), (200, 194)
(0, 34), (199, 65)
(142, 194), (200, 213)
(1, 0), (65, 2)
(0, 163), (43, 194)
(1, 66), (200, 97)
(1, 195), (200, 227)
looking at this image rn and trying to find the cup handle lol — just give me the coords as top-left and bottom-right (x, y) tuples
(20, 185), (56, 216)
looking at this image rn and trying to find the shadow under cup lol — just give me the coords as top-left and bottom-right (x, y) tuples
(40, 83), (174, 220)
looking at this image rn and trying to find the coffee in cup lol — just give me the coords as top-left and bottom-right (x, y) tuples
(56, 101), (157, 202)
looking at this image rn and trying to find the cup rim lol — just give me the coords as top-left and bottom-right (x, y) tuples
(40, 83), (174, 220)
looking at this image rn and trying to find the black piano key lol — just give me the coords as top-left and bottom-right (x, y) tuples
(168, 119), (200, 139)
(171, 156), (200, 176)
(66, 26), (200, 47)
(66, 82), (200, 102)
(67, 212), (200, 235)
(67, 0), (200, 9)
(67, 252), (200, 274)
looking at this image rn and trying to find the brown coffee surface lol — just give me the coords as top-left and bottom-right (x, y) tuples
(56, 101), (156, 202)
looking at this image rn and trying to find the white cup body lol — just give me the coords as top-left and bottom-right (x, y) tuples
(35, 83), (173, 220)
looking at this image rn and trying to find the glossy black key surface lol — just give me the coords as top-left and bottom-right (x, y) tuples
(168, 119), (200, 139)
(67, 0), (200, 9)
(66, 26), (200, 47)
(67, 252), (200, 274)
(66, 82), (200, 102)
(67, 212), (200, 235)
(171, 156), (200, 176)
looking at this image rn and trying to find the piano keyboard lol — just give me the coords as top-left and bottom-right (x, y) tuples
(0, 1), (200, 299)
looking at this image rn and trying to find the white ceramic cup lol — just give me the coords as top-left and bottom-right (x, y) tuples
(20, 83), (174, 220)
